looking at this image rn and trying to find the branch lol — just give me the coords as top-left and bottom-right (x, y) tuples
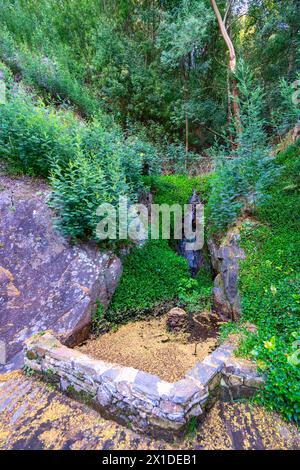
(210, 0), (236, 67)
(223, 0), (233, 26)
(199, 122), (234, 144)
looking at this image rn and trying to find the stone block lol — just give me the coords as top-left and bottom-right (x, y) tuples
(186, 362), (220, 387)
(169, 379), (200, 405)
(227, 374), (244, 386)
(157, 380), (173, 399)
(97, 385), (113, 407)
(208, 372), (221, 391)
(132, 371), (160, 401)
(159, 400), (184, 416)
(114, 366), (138, 384)
(186, 404), (203, 419)
(244, 375), (264, 389)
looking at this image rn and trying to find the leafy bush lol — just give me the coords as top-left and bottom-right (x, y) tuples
(178, 267), (213, 314)
(50, 150), (128, 241)
(50, 123), (156, 241)
(0, 60), (14, 97)
(274, 75), (300, 135)
(80, 123), (146, 197)
(0, 93), (76, 176)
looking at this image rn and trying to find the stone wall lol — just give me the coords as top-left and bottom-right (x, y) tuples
(24, 332), (264, 440)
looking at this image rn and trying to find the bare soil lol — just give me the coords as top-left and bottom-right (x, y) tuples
(76, 312), (222, 382)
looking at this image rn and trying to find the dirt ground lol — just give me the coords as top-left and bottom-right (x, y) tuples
(76, 313), (220, 382)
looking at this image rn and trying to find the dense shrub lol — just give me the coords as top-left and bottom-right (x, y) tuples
(79, 124), (146, 198)
(49, 124), (160, 240)
(50, 150), (128, 241)
(207, 63), (279, 232)
(0, 93), (76, 176)
(177, 267), (213, 314)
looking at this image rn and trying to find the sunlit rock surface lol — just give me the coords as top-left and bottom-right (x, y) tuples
(0, 175), (122, 373)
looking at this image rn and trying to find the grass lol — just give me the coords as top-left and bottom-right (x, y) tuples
(143, 174), (211, 206)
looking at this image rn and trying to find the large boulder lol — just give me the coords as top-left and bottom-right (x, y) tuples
(0, 175), (122, 373)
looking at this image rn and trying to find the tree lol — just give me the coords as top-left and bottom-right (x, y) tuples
(158, 0), (213, 153)
(210, 0), (241, 140)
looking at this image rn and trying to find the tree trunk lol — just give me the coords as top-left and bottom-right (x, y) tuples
(210, 0), (241, 137)
(183, 70), (189, 164)
(185, 111), (189, 156)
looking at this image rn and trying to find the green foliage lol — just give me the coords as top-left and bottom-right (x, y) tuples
(207, 62), (279, 232)
(0, 60), (14, 97)
(0, 93), (76, 176)
(0, 0), (298, 151)
(0, 89), (159, 241)
(224, 141), (300, 423)
(143, 174), (211, 206)
(22, 364), (35, 377)
(275, 75), (300, 135)
(0, 27), (100, 117)
(107, 174), (213, 324)
(178, 267), (213, 314)
(93, 300), (104, 322)
(107, 240), (190, 323)
(158, 0), (212, 69)
(91, 300), (106, 334)
(186, 416), (198, 437)
(50, 123), (155, 241)
(242, 0), (300, 127)
(50, 150), (127, 241)
(0, 0), (227, 149)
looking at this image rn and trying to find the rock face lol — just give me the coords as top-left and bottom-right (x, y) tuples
(166, 307), (188, 333)
(0, 175), (122, 373)
(177, 190), (205, 278)
(208, 229), (245, 321)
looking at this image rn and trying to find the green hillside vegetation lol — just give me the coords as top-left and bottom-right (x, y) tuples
(0, 0), (299, 425)
(222, 142), (300, 423)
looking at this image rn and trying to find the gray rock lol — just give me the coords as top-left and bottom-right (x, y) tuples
(132, 371), (160, 401)
(186, 362), (219, 387)
(169, 379), (200, 405)
(166, 307), (188, 332)
(97, 385), (112, 407)
(208, 232), (245, 321)
(0, 175), (122, 373)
